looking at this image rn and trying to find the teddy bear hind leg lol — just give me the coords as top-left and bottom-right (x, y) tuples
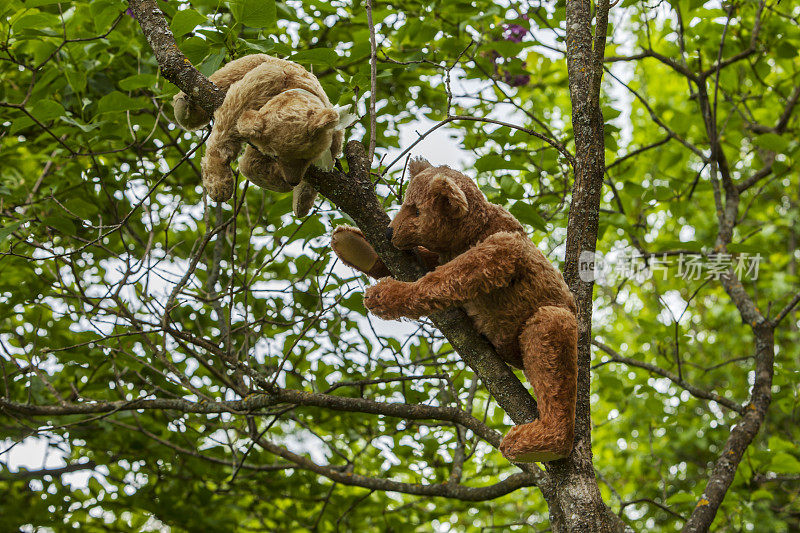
(499, 305), (578, 463)
(292, 181), (318, 217)
(331, 226), (391, 279)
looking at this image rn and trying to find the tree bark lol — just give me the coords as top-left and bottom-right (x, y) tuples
(547, 0), (627, 530)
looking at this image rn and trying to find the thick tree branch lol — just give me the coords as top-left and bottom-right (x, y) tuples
(0, 388), (500, 445)
(128, 0), (224, 113)
(549, 0), (626, 531)
(681, 322), (774, 532)
(680, 7), (775, 527)
(0, 460), (97, 481)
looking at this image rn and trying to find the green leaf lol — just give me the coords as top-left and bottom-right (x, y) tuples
(665, 492), (696, 505)
(119, 74), (158, 91)
(43, 216), (76, 235)
(769, 452), (800, 474)
(775, 41), (798, 59)
(240, 38), (275, 54)
(65, 69), (87, 92)
(230, 0), (276, 29)
(24, 0), (65, 6)
(509, 201), (547, 231)
(30, 100), (65, 122)
(198, 50), (226, 77)
(65, 198), (98, 219)
(727, 243), (767, 254)
(170, 8), (207, 36)
(291, 48), (338, 67)
(59, 116), (100, 132)
(475, 154), (527, 172)
(12, 12), (60, 33)
(97, 91), (144, 114)
(750, 489), (774, 501)
(754, 133), (789, 153)
(0, 221), (24, 243)
(89, 0), (125, 32)
(180, 37), (212, 65)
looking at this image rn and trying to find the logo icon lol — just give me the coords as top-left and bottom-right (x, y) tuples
(578, 250), (609, 284)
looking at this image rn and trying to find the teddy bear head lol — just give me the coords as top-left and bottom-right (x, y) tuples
(387, 160), (492, 254)
(236, 89), (340, 186)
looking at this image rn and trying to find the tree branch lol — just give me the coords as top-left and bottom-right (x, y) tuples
(0, 388), (501, 446)
(592, 340), (744, 414)
(0, 460), (97, 481)
(254, 435), (539, 500)
(128, 0), (224, 114)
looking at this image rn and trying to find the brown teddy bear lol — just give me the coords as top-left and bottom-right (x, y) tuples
(331, 159), (578, 463)
(173, 54), (354, 216)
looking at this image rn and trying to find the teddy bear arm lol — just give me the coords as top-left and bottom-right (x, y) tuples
(408, 233), (523, 313)
(200, 127), (246, 201)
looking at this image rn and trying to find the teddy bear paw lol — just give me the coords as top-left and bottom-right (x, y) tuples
(204, 178), (234, 202)
(363, 278), (409, 320)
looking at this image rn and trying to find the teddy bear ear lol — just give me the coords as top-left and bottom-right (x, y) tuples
(308, 108), (339, 136)
(408, 158), (432, 177)
(429, 174), (468, 218)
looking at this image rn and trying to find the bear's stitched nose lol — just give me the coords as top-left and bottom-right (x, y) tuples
(385, 227), (394, 241)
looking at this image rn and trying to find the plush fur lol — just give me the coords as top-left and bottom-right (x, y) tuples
(172, 54), (345, 216)
(331, 159), (578, 463)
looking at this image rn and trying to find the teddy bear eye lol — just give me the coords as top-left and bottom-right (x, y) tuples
(408, 205), (420, 217)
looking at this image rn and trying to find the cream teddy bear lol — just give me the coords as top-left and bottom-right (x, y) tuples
(173, 54), (355, 216)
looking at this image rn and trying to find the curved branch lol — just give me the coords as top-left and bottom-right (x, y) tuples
(255, 436), (539, 500)
(128, 0), (224, 113)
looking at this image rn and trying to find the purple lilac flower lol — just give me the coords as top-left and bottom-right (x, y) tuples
(504, 24), (527, 43)
(503, 72), (530, 87)
(126, 8), (136, 19)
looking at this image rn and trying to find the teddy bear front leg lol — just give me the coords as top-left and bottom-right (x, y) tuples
(201, 146), (238, 202)
(499, 306), (578, 463)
